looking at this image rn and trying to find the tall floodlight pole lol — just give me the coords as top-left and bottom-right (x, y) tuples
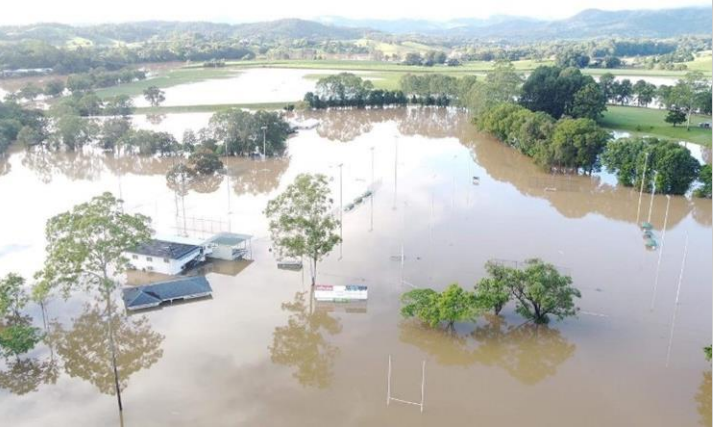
(261, 125), (268, 160)
(650, 195), (671, 311)
(636, 152), (650, 225)
(665, 232), (689, 368)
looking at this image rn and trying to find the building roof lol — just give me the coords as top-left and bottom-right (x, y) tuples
(208, 232), (252, 246)
(127, 239), (200, 259)
(122, 276), (212, 311)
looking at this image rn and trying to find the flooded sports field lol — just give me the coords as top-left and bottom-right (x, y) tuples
(0, 108), (710, 426)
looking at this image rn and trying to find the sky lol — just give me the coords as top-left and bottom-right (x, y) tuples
(0, 0), (710, 25)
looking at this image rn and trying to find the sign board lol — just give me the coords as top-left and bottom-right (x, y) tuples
(314, 284), (368, 302)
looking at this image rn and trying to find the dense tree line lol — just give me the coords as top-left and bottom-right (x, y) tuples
(477, 103), (610, 173)
(601, 137), (702, 195)
(304, 73), (407, 108)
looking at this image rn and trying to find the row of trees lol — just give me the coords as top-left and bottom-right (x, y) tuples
(401, 259), (581, 327)
(477, 103), (610, 173)
(601, 137), (703, 195)
(304, 73), (407, 109)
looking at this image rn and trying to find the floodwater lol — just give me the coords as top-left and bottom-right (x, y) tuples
(0, 108), (711, 427)
(131, 68), (376, 108)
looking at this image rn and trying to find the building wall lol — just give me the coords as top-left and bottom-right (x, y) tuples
(126, 248), (202, 275)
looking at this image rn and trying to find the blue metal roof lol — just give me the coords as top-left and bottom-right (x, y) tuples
(127, 239), (201, 260)
(122, 276), (212, 311)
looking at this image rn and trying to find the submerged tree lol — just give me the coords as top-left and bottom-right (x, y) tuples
(34, 192), (152, 411)
(508, 259), (580, 324)
(142, 86), (165, 107)
(401, 284), (480, 329)
(268, 292), (341, 388)
(474, 262), (515, 315)
(265, 174), (341, 286)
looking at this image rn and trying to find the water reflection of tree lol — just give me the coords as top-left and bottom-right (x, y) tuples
(0, 356), (59, 395)
(399, 316), (575, 385)
(21, 148), (105, 183)
(696, 370), (711, 426)
(227, 156), (290, 195)
(0, 313), (59, 395)
(51, 301), (164, 395)
(268, 291), (342, 388)
(468, 137), (694, 228)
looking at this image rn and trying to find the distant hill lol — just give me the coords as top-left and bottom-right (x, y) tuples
(0, 19), (374, 46)
(319, 7), (712, 39)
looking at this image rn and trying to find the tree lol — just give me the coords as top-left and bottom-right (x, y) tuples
(519, 66), (601, 119)
(598, 73), (616, 102)
(187, 149), (224, 175)
(555, 50), (590, 68)
(0, 273), (29, 318)
(465, 61), (521, 115)
(401, 284), (480, 329)
(35, 192), (151, 412)
(669, 71), (709, 130)
(403, 53), (422, 66)
(509, 259), (580, 324)
(571, 82), (607, 121)
(36, 192), (152, 298)
(664, 109), (686, 127)
(209, 108), (290, 156)
(694, 164), (712, 198)
(103, 95), (134, 117)
(43, 80), (65, 98)
(142, 86), (166, 107)
(264, 174), (341, 286)
(705, 345), (712, 361)
(474, 262), (514, 315)
(549, 118), (610, 173)
(601, 138), (700, 195)
(632, 80), (657, 107)
(612, 79), (633, 105)
(0, 319), (43, 361)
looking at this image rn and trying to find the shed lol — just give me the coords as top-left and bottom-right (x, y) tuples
(122, 276), (212, 311)
(206, 232), (252, 260)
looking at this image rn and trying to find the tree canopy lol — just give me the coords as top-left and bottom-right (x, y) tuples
(401, 284), (480, 329)
(265, 174), (341, 286)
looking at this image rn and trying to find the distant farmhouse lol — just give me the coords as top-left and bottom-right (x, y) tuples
(125, 239), (206, 276)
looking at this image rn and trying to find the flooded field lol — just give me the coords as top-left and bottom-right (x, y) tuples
(0, 108), (710, 426)
(131, 68), (376, 108)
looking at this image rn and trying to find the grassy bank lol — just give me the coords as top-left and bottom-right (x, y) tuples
(601, 105), (711, 146)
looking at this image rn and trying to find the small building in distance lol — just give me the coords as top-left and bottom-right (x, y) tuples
(205, 232), (252, 261)
(122, 276), (212, 311)
(125, 239), (205, 275)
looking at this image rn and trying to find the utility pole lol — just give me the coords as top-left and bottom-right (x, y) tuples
(338, 163), (343, 260)
(647, 171), (658, 224)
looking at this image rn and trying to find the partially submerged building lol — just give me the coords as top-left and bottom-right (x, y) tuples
(122, 276), (212, 311)
(205, 232), (252, 261)
(125, 239), (205, 275)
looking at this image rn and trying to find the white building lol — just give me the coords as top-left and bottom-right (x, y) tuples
(125, 239), (205, 276)
(205, 232), (252, 261)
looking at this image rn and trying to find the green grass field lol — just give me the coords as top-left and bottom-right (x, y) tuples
(684, 51), (712, 73)
(601, 106), (712, 146)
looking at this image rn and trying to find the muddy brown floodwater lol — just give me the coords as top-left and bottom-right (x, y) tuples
(0, 108), (710, 427)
